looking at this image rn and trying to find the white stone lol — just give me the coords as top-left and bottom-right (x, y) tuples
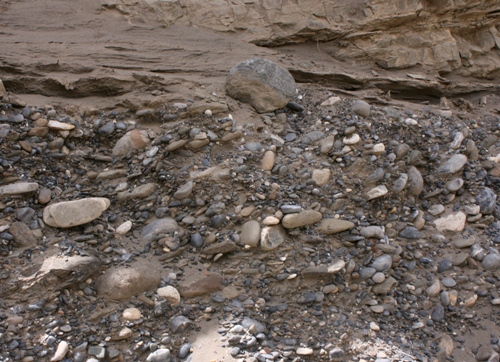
(50, 341), (69, 361)
(43, 198), (110, 228)
(122, 307), (142, 321)
(434, 212), (466, 232)
(312, 168), (331, 186)
(48, 120), (75, 131)
(116, 221), (132, 235)
(320, 96), (341, 106)
(263, 216), (280, 225)
(157, 286), (181, 305)
(296, 347), (314, 355)
(366, 185), (388, 200)
(343, 133), (360, 145)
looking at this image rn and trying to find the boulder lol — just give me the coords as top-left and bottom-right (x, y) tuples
(225, 58), (296, 113)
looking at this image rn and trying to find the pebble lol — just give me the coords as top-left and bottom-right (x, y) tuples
(240, 220), (261, 247)
(371, 254), (392, 272)
(146, 349), (171, 362)
(116, 220), (132, 235)
(360, 226), (385, 239)
(343, 133), (360, 145)
(445, 177), (464, 192)
(173, 180), (194, 200)
(296, 347), (314, 355)
(482, 254), (500, 270)
(141, 218), (179, 242)
(399, 226), (422, 239)
(117, 182), (156, 200)
(407, 166), (424, 196)
(112, 129), (151, 156)
(452, 237), (475, 248)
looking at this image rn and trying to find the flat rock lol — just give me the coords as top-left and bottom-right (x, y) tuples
(437, 154), (467, 174)
(302, 259), (346, 277)
(178, 273), (223, 298)
(282, 209), (322, 228)
(399, 226), (422, 239)
(141, 218), (179, 242)
(0, 182), (39, 196)
(261, 225), (286, 251)
(452, 237), (475, 248)
(372, 276), (397, 294)
(112, 129), (151, 156)
(146, 349), (171, 362)
(240, 220), (261, 247)
(117, 183), (155, 201)
(318, 219), (355, 234)
(434, 212), (466, 232)
(97, 260), (162, 301)
(43, 197), (110, 228)
(21, 254), (102, 292)
(360, 226), (385, 239)
(225, 58), (296, 113)
(200, 241), (236, 255)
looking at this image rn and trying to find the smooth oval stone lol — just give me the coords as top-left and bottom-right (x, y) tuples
(241, 220), (261, 247)
(43, 197), (110, 228)
(371, 254), (392, 272)
(482, 254), (500, 270)
(441, 277), (456, 287)
(0, 182), (39, 195)
(437, 154), (467, 174)
(445, 178), (464, 192)
(282, 210), (322, 229)
(319, 219), (355, 234)
(260, 225), (286, 251)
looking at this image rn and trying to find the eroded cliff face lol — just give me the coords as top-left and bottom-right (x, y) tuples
(129, 0), (500, 78)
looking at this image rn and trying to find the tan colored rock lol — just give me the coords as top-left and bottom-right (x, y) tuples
(179, 273), (223, 298)
(112, 129), (150, 156)
(260, 225), (286, 251)
(319, 219), (355, 234)
(117, 183), (155, 201)
(282, 210), (322, 229)
(157, 285), (181, 305)
(240, 220), (261, 247)
(312, 168), (331, 186)
(0, 79), (5, 97)
(97, 261), (162, 301)
(43, 197), (110, 228)
(262, 150), (275, 171)
(47, 120), (75, 131)
(0, 182), (39, 196)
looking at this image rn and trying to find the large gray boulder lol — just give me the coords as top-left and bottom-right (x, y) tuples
(225, 58), (296, 113)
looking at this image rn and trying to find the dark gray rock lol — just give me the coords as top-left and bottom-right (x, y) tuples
(225, 58), (296, 113)
(399, 226), (422, 239)
(476, 187), (497, 214)
(431, 305), (445, 322)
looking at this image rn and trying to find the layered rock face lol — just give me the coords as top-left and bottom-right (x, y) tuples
(142, 0), (500, 78)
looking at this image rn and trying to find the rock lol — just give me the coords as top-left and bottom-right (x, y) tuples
(452, 237), (475, 248)
(38, 187), (52, 204)
(178, 343), (192, 359)
(281, 204), (302, 214)
(352, 100), (370, 117)
(242, 317), (267, 333)
(179, 273), (223, 298)
(117, 183), (156, 200)
(437, 154), (467, 174)
(391, 173), (408, 192)
(360, 226), (385, 239)
(431, 305), (445, 322)
(320, 135), (335, 154)
(260, 225), (286, 251)
(9, 222), (37, 246)
(262, 150), (275, 171)
(426, 279), (441, 297)
(482, 254), (500, 270)
(122, 308), (142, 321)
(296, 347), (314, 356)
(97, 261), (162, 301)
(434, 212), (466, 232)
(174, 180), (194, 200)
(0, 79), (5, 97)
(302, 259), (346, 277)
(47, 120), (75, 131)
(312, 168), (331, 186)
(0, 182), (39, 195)
(146, 349), (171, 362)
(343, 133), (360, 145)
(371, 254), (392, 272)
(428, 204), (445, 216)
(116, 220), (132, 235)
(366, 168), (385, 184)
(445, 178), (464, 192)
(476, 187), (497, 214)
(43, 197), (110, 228)
(240, 220), (261, 247)
(225, 58), (296, 113)
(282, 210), (322, 228)
(372, 276), (397, 294)
(112, 129), (151, 156)
(439, 334), (454, 357)
(141, 218), (179, 242)
(302, 131), (325, 145)
(21, 254), (101, 292)
(399, 226), (422, 239)
(366, 185), (388, 200)
(200, 240), (236, 255)
(407, 166), (424, 196)
(157, 286), (181, 305)
(50, 341), (69, 362)
(318, 219), (355, 234)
